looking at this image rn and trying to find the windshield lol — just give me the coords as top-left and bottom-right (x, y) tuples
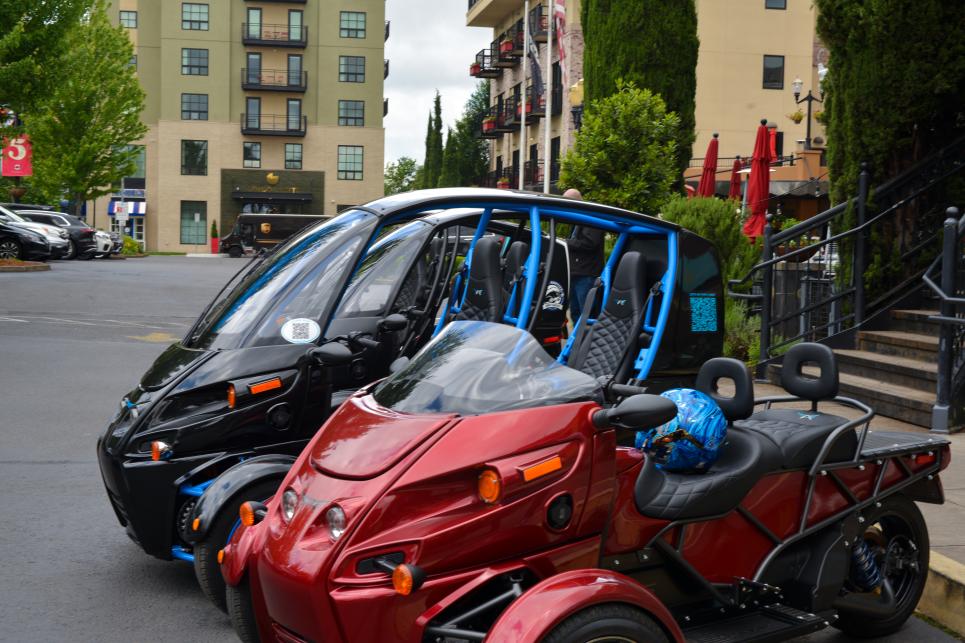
(187, 210), (377, 350)
(373, 321), (601, 415)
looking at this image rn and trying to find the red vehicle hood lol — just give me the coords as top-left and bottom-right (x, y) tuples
(310, 395), (456, 479)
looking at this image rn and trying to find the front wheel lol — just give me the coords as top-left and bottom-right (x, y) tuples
(0, 239), (22, 259)
(227, 576), (261, 643)
(193, 479), (279, 612)
(835, 494), (929, 638)
(544, 603), (670, 643)
(64, 240), (76, 260)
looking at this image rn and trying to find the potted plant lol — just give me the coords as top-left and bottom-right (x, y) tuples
(814, 110), (827, 125)
(210, 220), (219, 254)
(470, 62), (481, 76)
(786, 109), (804, 124)
(496, 176), (510, 189)
(499, 37), (514, 55)
(482, 116), (496, 132)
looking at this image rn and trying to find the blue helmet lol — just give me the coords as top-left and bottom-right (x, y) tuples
(634, 388), (727, 472)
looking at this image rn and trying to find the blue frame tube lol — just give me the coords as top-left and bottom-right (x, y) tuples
(633, 231), (678, 379)
(514, 206), (542, 329)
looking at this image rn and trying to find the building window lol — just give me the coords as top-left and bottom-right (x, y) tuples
(243, 142), (261, 168)
(765, 0), (787, 8)
(182, 3), (209, 30)
(285, 144), (302, 170)
(339, 56), (365, 83)
(338, 100), (364, 127)
(181, 48), (209, 76)
(339, 11), (366, 38)
(181, 140), (208, 176)
(181, 93), (208, 120)
(129, 55), (137, 70)
(763, 55), (785, 89)
(337, 145), (363, 180)
(180, 201), (207, 245)
(120, 11), (137, 28)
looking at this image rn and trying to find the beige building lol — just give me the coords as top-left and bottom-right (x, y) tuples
(91, 0), (386, 252)
(467, 0), (826, 194)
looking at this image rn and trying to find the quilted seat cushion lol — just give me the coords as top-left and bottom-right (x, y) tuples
(733, 408), (854, 469)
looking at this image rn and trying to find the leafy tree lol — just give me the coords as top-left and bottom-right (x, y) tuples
(438, 82), (491, 187)
(560, 81), (679, 214)
(420, 92), (444, 188)
(384, 156), (419, 195)
(660, 195), (757, 281)
(27, 2), (147, 217)
(438, 128), (458, 187)
(581, 0), (698, 181)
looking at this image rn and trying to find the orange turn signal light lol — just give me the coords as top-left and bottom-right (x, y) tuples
(522, 456), (563, 482)
(150, 440), (172, 462)
(192, 517), (201, 531)
(478, 468), (502, 504)
(392, 564), (425, 595)
(239, 501), (256, 527)
(249, 377), (282, 396)
(227, 384), (236, 409)
(217, 549), (225, 564)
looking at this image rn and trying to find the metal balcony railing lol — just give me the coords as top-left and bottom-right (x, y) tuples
(240, 113), (307, 136)
(241, 69), (307, 92)
(241, 23), (307, 47)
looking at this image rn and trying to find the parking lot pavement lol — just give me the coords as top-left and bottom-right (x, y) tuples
(0, 257), (957, 642)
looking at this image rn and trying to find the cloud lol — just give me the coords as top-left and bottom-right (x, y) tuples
(384, 0), (491, 165)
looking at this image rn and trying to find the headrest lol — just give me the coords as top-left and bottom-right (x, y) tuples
(603, 251), (645, 319)
(469, 236), (501, 280)
(781, 342), (838, 401)
(695, 357), (754, 421)
(612, 251), (644, 291)
(504, 241), (529, 279)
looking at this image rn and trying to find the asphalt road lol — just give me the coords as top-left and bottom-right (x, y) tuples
(0, 256), (958, 642)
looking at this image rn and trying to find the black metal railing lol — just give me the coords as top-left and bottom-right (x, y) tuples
(529, 3), (549, 42)
(468, 0), (482, 10)
(729, 135), (965, 382)
(383, 98), (389, 117)
(241, 69), (307, 91)
(384, 20), (390, 41)
(550, 83), (563, 116)
(923, 207), (965, 433)
(470, 49), (501, 78)
(241, 23), (307, 46)
(240, 113), (307, 136)
(383, 59), (389, 79)
(523, 159), (542, 189)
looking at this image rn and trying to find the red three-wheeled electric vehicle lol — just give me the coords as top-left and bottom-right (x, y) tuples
(218, 194), (951, 643)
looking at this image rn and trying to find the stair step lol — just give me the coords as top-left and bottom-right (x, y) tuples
(683, 604), (827, 643)
(834, 349), (937, 393)
(857, 330), (939, 361)
(890, 309), (941, 336)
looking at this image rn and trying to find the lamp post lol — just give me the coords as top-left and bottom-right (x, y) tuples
(792, 77), (823, 150)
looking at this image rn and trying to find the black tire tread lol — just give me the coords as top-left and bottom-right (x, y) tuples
(544, 602), (669, 643)
(227, 577), (260, 643)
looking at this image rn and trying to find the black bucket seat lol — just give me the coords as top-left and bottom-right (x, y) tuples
(453, 236), (503, 322)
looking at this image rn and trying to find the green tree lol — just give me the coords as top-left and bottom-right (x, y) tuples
(27, 2), (147, 217)
(581, 0), (698, 181)
(384, 156), (420, 195)
(420, 92), (444, 188)
(437, 82), (491, 187)
(438, 128), (458, 187)
(560, 81), (679, 213)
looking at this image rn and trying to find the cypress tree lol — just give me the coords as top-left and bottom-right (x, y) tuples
(421, 92), (444, 188)
(438, 128), (458, 187)
(581, 0), (698, 181)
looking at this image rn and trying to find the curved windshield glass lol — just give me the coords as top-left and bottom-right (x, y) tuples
(333, 220), (432, 319)
(373, 321), (601, 415)
(187, 210), (376, 350)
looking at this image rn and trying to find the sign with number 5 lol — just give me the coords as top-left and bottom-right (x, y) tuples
(2, 136), (33, 177)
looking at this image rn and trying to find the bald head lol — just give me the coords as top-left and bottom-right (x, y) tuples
(563, 188), (583, 200)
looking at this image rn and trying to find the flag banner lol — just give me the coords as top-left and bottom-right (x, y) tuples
(1, 135), (33, 177)
(554, 0), (567, 89)
(528, 18), (544, 97)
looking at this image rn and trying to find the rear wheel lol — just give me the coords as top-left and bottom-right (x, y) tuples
(227, 576), (261, 643)
(544, 603), (670, 643)
(65, 240), (76, 260)
(0, 239), (22, 259)
(228, 245), (243, 258)
(193, 480), (279, 612)
(834, 494), (929, 638)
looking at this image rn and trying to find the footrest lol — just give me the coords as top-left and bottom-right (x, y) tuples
(683, 604), (827, 643)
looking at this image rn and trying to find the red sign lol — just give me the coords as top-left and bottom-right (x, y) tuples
(2, 136), (33, 177)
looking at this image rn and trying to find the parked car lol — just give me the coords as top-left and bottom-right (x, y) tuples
(0, 218), (50, 260)
(93, 230), (114, 258)
(14, 210), (97, 260)
(0, 202), (54, 212)
(0, 206), (68, 258)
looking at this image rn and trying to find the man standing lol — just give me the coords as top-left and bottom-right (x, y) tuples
(563, 188), (604, 321)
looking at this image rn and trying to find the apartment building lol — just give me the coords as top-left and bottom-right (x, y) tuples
(93, 0), (386, 252)
(467, 0), (826, 195)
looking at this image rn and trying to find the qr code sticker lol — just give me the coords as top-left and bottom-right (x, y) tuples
(291, 322), (310, 341)
(689, 293), (718, 333)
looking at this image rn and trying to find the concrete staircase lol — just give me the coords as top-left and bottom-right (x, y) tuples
(772, 309), (940, 427)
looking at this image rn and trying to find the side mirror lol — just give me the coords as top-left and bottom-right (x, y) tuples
(592, 394), (678, 431)
(379, 313), (408, 332)
(309, 341), (353, 366)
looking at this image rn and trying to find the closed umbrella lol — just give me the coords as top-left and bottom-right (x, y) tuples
(696, 133), (719, 197)
(742, 119), (772, 239)
(728, 156), (742, 200)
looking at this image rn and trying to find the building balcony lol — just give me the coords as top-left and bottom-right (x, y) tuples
(384, 59), (390, 79)
(529, 4), (548, 42)
(241, 69), (307, 92)
(519, 87), (545, 123)
(385, 20), (390, 41)
(383, 98), (389, 117)
(241, 23), (307, 48)
(469, 49), (501, 78)
(246, 0), (306, 3)
(241, 113), (307, 137)
(467, 0), (525, 28)
(494, 36), (519, 67)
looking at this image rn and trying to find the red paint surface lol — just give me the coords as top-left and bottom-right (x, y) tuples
(1, 136), (32, 177)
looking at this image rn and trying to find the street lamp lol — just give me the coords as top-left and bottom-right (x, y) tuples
(792, 77), (823, 150)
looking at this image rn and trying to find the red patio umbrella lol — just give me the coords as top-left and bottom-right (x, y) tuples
(728, 155), (742, 200)
(696, 133), (719, 197)
(742, 119), (773, 239)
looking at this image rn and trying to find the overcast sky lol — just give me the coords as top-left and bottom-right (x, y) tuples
(383, 0), (492, 165)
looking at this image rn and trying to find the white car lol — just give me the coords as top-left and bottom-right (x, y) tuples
(93, 231), (114, 258)
(0, 205), (69, 258)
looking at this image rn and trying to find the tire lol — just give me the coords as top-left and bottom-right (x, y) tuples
(227, 576), (261, 643)
(0, 238), (22, 260)
(65, 240), (76, 260)
(228, 245), (243, 258)
(193, 479), (279, 613)
(544, 603), (670, 643)
(834, 494), (929, 638)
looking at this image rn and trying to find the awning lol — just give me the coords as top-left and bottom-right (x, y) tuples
(232, 191), (313, 202)
(109, 199), (147, 216)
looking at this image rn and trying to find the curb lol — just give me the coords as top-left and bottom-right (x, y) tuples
(918, 551), (965, 637)
(0, 263), (51, 272)
(185, 253), (226, 258)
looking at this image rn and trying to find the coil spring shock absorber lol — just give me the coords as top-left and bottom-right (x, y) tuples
(850, 539), (882, 591)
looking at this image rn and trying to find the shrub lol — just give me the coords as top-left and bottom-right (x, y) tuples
(723, 297), (759, 364)
(122, 235), (141, 255)
(660, 195), (759, 281)
(210, 220), (218, 239)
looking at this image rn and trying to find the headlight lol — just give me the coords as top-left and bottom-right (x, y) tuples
(281, 488), (299, 523)
(326, 505), (346, 540)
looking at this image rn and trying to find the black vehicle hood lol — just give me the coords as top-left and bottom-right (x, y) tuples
(139, 342), (209, 391)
